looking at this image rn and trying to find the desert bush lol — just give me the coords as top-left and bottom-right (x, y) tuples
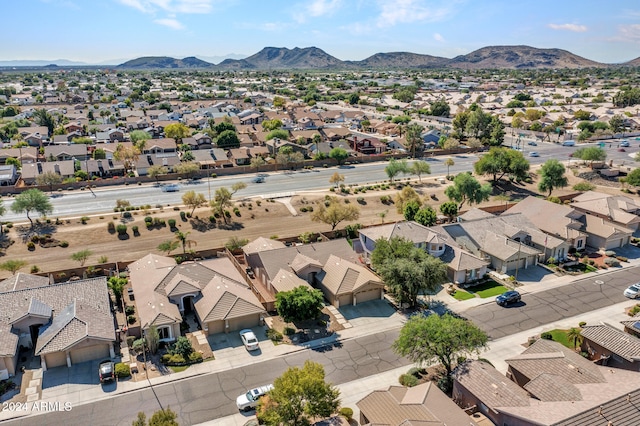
(399, 374), (418, 387)
(573, 182), (595, 191)
(283, 327), (295, 336)
(541, 332), (553, 340)
(59, 241), (69, 247)
(579, 321), (587, 327)
(168, 219), (176, 229)
(27, 241), (35, 250)
(604, 257), (620, 267)
(107, 222), (116, 233)
(125, 305), (135, 315)
(116, 224), (127, 235)
(127, 315), (136, 324)
(339, 407), (353, 420)
(122, 211), (132, 219)
(266, 329), (283, 342)
(115, 363), (131, 378)
(30, 265), (40, 273)
(188, 352), (203, 363)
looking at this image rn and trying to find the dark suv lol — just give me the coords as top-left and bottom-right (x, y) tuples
(496, 290), (521, 306)
(99, 360), (115, 383)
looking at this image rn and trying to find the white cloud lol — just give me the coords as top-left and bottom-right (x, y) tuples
(154, 18), (184, 29)
(116, 0), (213, 15)
(433, 33), (444, 42)
(547, 23), (587, 32)
(617, 24), (640, 42)
(293, 0), (342, 23)
(375, 0), (455, 27)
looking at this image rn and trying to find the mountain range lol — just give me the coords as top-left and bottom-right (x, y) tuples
(5, 46), (640, 70)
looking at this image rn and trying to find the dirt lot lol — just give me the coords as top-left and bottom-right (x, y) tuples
(0, 164), (634, 279)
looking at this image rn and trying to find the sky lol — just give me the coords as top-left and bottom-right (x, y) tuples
(4, 0), (640, 64)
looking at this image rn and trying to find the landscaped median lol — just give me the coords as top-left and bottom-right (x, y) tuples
(449, 280), (510, 301)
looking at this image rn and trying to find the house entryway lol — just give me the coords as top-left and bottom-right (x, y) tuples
(181, 296), (200, 334)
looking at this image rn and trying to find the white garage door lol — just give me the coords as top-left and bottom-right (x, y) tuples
(206, 321), (224, 336)
(227, 314), (260, 332)
(355, 288), (380, 304)
(71, 344), (110, 365)
(45, 352), (67, 369)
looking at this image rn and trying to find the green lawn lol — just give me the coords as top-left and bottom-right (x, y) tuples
(452, 290), (475, 301)
(546, 329), (578, 350)
(468, 280), (510, 298)
(170, 365), (189, 373)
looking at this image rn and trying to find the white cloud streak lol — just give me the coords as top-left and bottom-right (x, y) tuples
(116, 0), (213, 15)
(617, 24), (640, 42)
(375, 0), (454, 27)
(154, 18), (184, 29)
(433, 33), (444, 42)
(547, 23), (587, 32)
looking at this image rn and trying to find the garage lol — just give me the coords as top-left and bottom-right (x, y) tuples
(337, 294), (352, 308)
(355, 288), (381, 304)
(206, 320), (224, 336)
(44, 352), (67, 369)
(70, 343), (110, 365)
(227, 314), (261, 332)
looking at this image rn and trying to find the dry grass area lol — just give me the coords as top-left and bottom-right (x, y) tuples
(0, 163), (634, 279)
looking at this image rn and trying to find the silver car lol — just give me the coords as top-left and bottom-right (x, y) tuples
(624, 283), (640, 299)
(236, 384), (274, 411)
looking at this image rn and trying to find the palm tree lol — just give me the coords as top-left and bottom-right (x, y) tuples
(174, 231), (196, 255)
(444, 157), (455, 177)
(567, 327), (583, 350)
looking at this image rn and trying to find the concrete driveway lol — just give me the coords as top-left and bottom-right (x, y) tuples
(514, 264), (557, 285)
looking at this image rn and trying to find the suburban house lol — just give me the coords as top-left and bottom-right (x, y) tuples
(571, 191), (640, 232)
(0, 147), (39, 165)
(44, 144), (89, 161)
(0, 275), (116, 375)
(506, 196), (633, 250)
(358, 221), (489, 284)
(0, 165), (18, 186)
(580, 323), (640, 371)
(21, 161), (76, 184)
(356, 381), (481, 426)
(128, 254), (266, 339)
(453, 340), (640, 426)
(315, 254), (385, 307)
(347, 136), (387, 155)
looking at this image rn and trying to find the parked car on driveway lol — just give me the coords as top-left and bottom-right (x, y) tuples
(624, 283), (640, 299)
(496, 290), (521, 306)
(239, 329), (260, 351)
(236, 384), (274, 411)
(99, 360), (115, 383)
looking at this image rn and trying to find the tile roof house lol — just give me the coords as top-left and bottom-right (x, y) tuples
(21, 161), (76, 184)
(571, 191), (640, 232)
(315, 254), (385, 307)
(580, 323), (640, 371)
(454, 340), (640, 426)
(128, 254), (265, 339)
(357, 381), (480, 426)
(358, 221), (489, 284)
(0, 276), (115, 375)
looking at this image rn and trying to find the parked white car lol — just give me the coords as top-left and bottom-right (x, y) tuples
(239, 329), (259, 351)
(236, 384), (274, 411)
(624, 283), (640, 299)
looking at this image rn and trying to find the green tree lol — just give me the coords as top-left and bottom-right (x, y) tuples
(266, 129), (290, 141)
(148, 408), (179, 426)
(371, 237), (447, 308)
(174, 231), (196, 255)
(328, 147), (348, 165)
(164, 123), (190, 143)
(130, 130), (151, 150)
(108, 277), (127, 309)
(33, 108), (55, 135)
(182, 190), (207, 215)
(5, 157), (21, 170)
(626, 168), (640, 188)
(275, 286), (324, 323)
(70, 249), (92, 267)
(393, 314), (488, 377)
(172, 336), (193, 359)
(272, 96), (286, 109)
(567, 327), (583, 350)
(216, 129), (240, 149)
(404, 123), (424, 158)
(261, 119), (283, 131)
(93, 148), (106, 160)
(0, 259), (27, 275)
(609, 114), (625, 133)
(310, 196), (360, 230)
(572, 146), (606, 167)
(395, 186), (421, 214)
(473, 147), (530, 183)
(147, 165), (168, 183)
(209, 119), (236, 136)
(173, 162), (199, 179)
(444, 157), (454, 177)
(276, 146), (304, 169)
(11, 189), (53, 229)
(210, 183), (246, 224)
(157, 240), (179, 255)
(225, 236), (249, 251)
(403, 200), (421, 222)
(250, 156), (266, 172)
(35, 171), (63, 192)
(410, 160), (431, 182)
(385, 159), (409, 183)
(439, 201), (459, 222)
(258, 360), (340, 426)
(113, 143), (140, 174)
(329, 172), (344, 187)
(429, 99), (450, 117)
(538, 159), (568, 197)
(445, 173), (492, 210)
(414, 206), (437, 226)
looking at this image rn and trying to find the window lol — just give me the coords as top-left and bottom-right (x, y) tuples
(157, 326), (171, 341)
(577, 239), (583, 249)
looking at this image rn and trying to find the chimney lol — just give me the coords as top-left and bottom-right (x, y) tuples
(598, 406), (604, 416)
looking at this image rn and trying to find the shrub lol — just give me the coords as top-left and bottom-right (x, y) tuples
(168, 219), (176, 228)
(122, 211), (132, 219)
(437, 376), (452, 394)
(115, 363), (131, 378)
(547, 196), (561, 204)
(144, 216), (152, 224)
(132, 225), (139, 235)
(356, 196), (366, 204)
(629, 305), (640, 317)
(126, 336), (136, 348)
(579, 321), (587, 327)
(116, 224), (127, 235)
(209, 216), (216, 223)
(407, 367), (422, 378)
(266, 328), (283, 342)
(27, 241), (35, 250)
(125, 305), (135, 315)
(573, 182), (595, 191)
(127, 315), (136, 324)
(399, 373), (418, 387)
(161, 354), (173, 365)
(30, 265), (40, 273)
(188, 352), (203, 363)
(604, 250), (616, 257)
(604, 257), (620, 267)
(180, 211), (187, 221)
(107, 222), (116, 233)
(59, 241), (69, 248)
(170, 354), (186, 365)
(283, 327), (295, 336)
(224, 210), (231, 218)
(339, 407), (353, 420)
(80, 216), (90, 224)
(541, 332), (553, 340)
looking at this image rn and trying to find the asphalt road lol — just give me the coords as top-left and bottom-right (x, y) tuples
(463, 265), (638, 339)
(9, 329), (406, 426)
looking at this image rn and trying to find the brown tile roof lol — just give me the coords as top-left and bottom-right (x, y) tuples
(270, 269), (313, 293)
(289, 253), (322, 273)
(0, 273), (50, 293)
(522, 373), (582, 401)
(317, 254), (384, 296)
(580, 323), (640, 362)
(243, 237), (286, 255)
(195, 276), (265, 323)
(505, 196), (587, 240)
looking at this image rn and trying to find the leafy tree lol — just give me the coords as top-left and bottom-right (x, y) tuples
(113, 143), (140, 174)
(439, 201), (458, 222)
(211, 183), (246, 224)
(444, 157), (454, 177)
(404, 123), (424, 158)
(171, 336), (193, 359)
(0, 260), (27, 275)
(157, 240), (179, 255)
(272, 96), (286, 109)
(250, 156), (266, 171)
(410, 160), (431, 182)
(93, 148), (106, 160)
(538, 159), (568, 197)
(261, 119), (283, 131)
(225, 236), (249, 251)
(209, 119), (236, 136)
(393, 313), (488, 378)
(11, 189), (53, 229)
(567, 327), (583, 350)
(164, 123), (190, 143)
(147, 165), (168, 183)
(148, 408), (179, 426)
(347, 93), (360, 105)
(258, 360), (340, 426)
(6, 157), (21, 170)
(276, 146), (304, 169)
(445, 173), (492, 210)
(216, 129), (240, 149)
(70, 249), (92, 267)
(626, 168), (640, 188)
(385, 159), (409, 183)
(35, 171), (63, 192)
(266, 129), (290, 141)
(573, 109), (591, 121)
(130, 130), (151, 148)
(275, 286), (324, 323)
(310, 196), (360, 230)
(174, 230), (196, 255)
(371, 237), (447, 308)
(329, 172), (344, 187)
(33, 108), (55, 135)
(609, 114), (625, 133)
(173, 162), (199, 179)
(182, 190), (207, 215)
(394, 185), (421, 215)
(429, 99), (450, 117)
(573, 146), (606, 167)
(414, 206), (437, 226)
(403, 200), (421, 222)
(473, 147), (530, 183)
(108, 277), (127, 309)
(328, 147), (348, 165)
